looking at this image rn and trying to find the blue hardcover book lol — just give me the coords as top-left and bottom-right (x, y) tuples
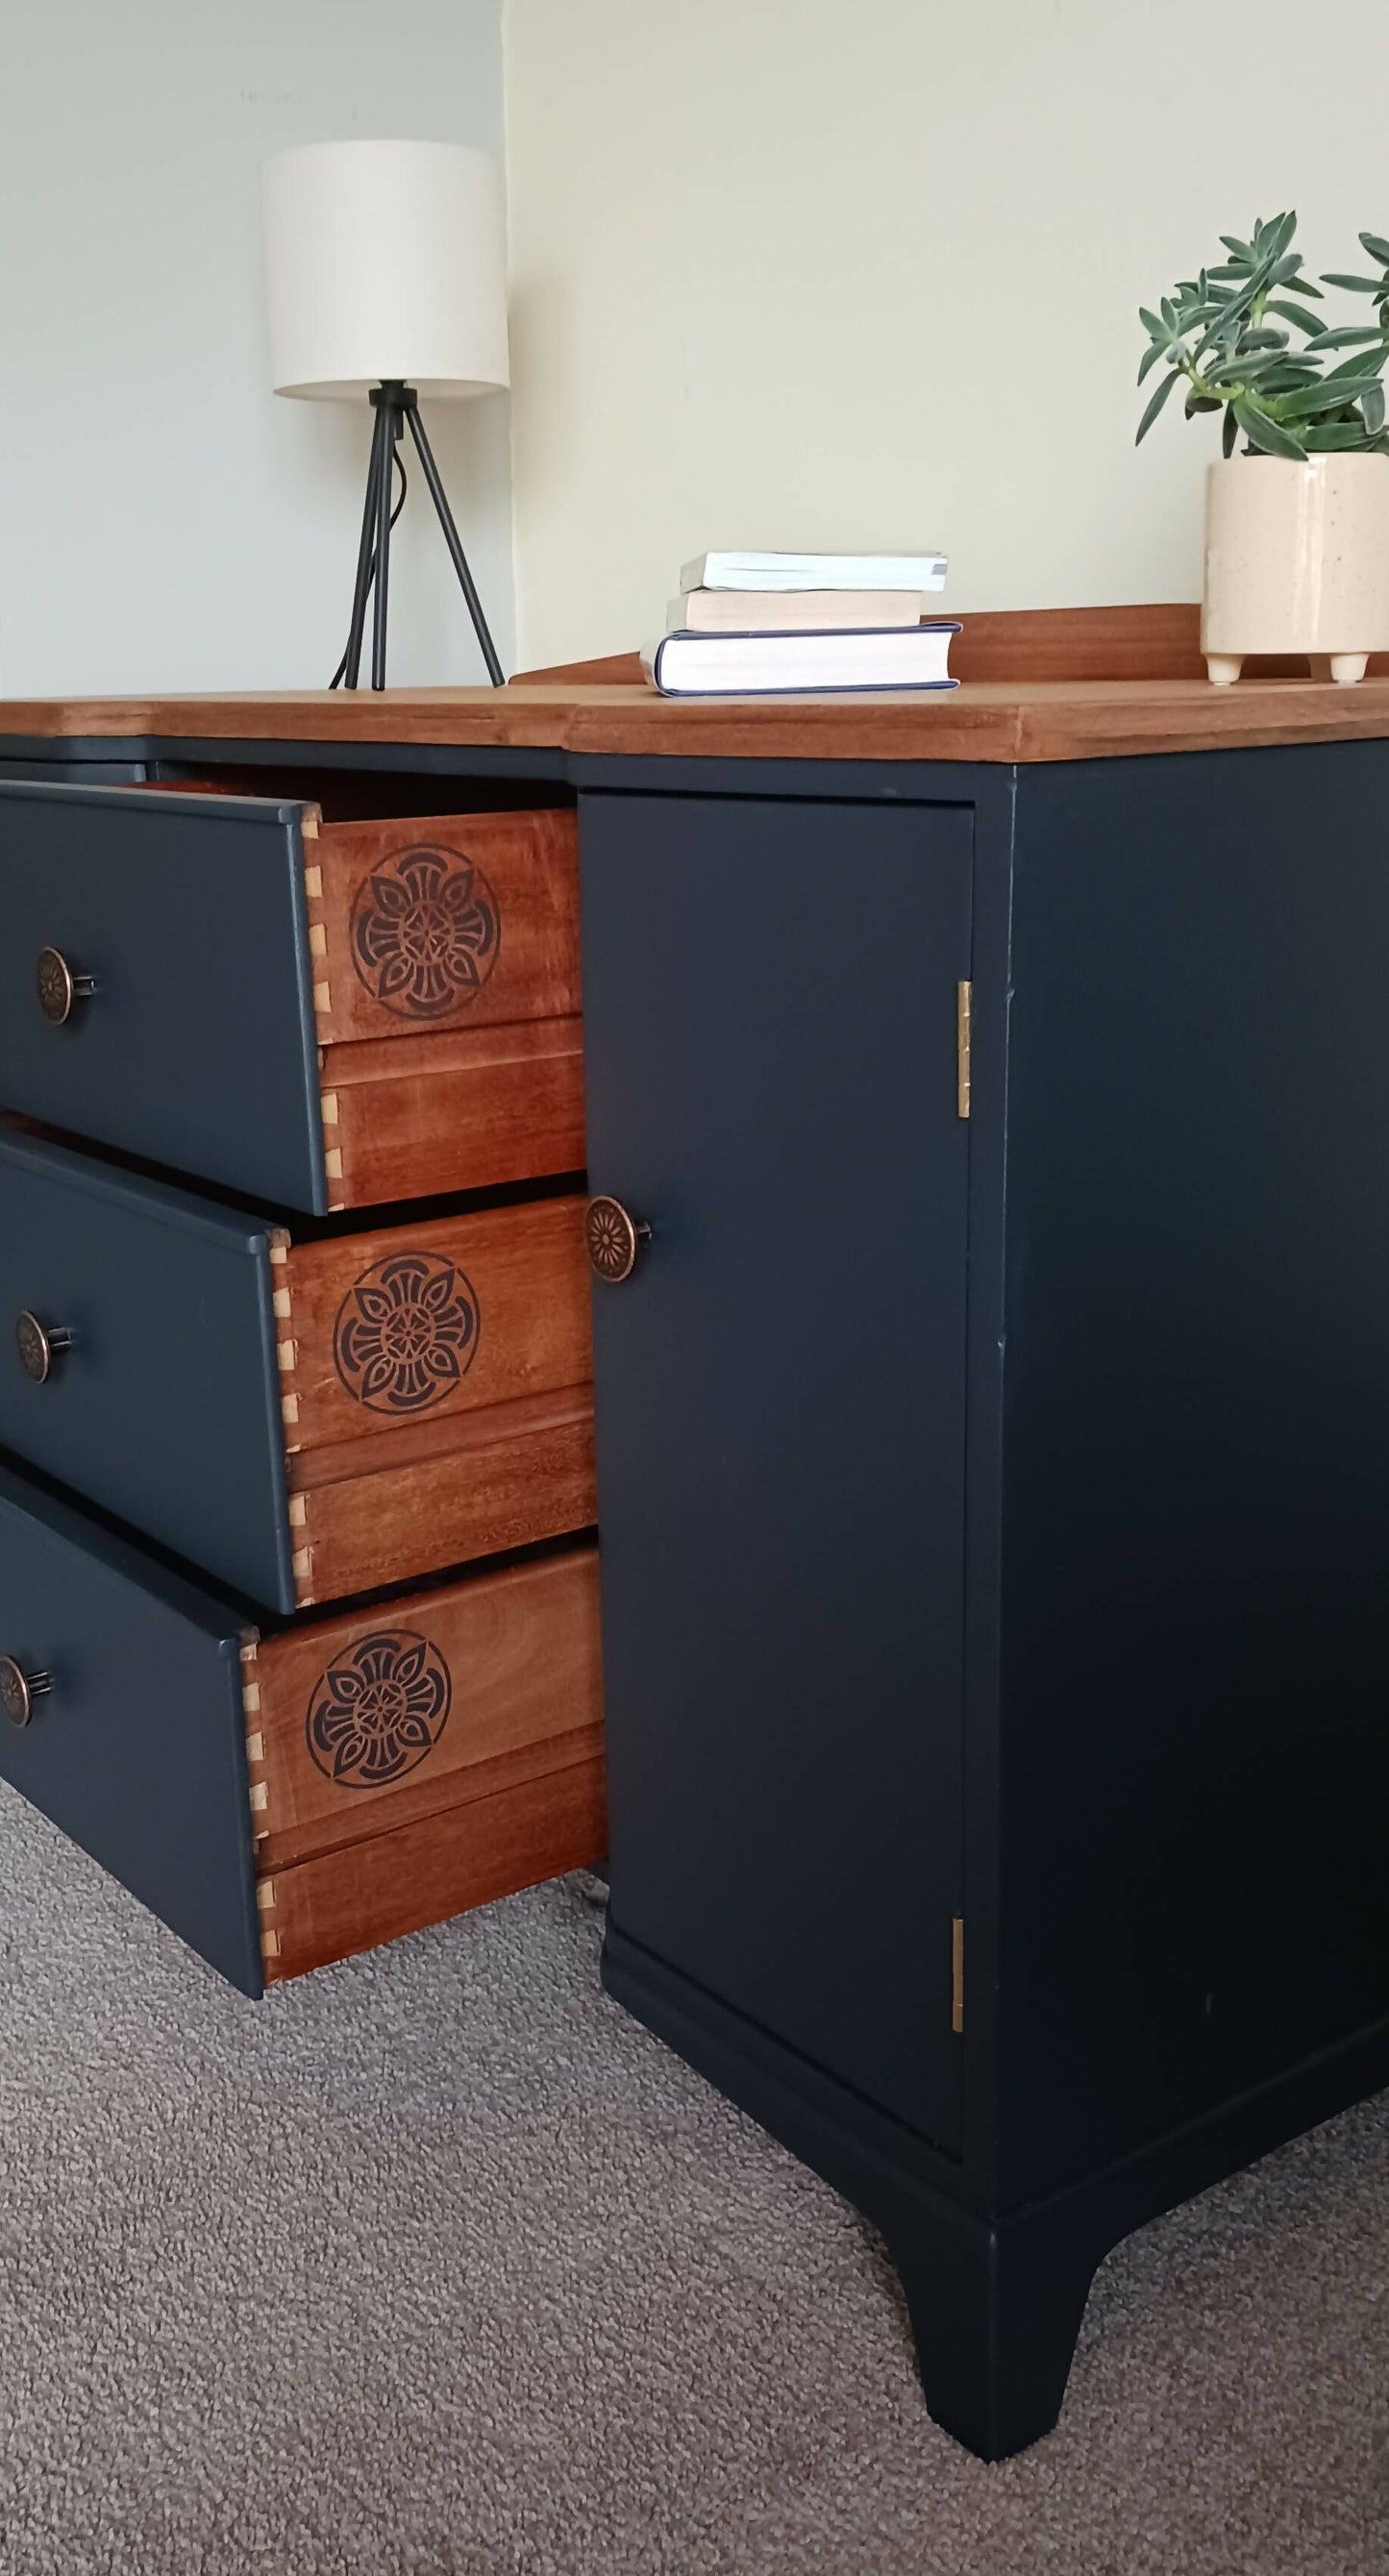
(643, 623), (961, 698)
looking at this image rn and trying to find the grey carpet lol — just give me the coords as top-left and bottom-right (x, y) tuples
(1, 1782), (1386, 2576)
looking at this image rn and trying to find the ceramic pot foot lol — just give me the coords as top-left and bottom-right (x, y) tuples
(1329, 653), (1369, 686)
(1205, 654), (1244, 687)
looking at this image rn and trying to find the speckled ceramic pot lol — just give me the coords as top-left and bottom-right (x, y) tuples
(1202, 453), (1389, 684)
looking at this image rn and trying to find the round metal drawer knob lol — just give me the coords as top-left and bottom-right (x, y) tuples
(15, 1311), (73, 1384)
(0, 1658), (51, 1729)
(37, 947), (96, 1026)
(584, 1196), (651, 1284)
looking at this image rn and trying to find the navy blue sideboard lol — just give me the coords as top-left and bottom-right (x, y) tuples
(5, 637), (1388, 2457)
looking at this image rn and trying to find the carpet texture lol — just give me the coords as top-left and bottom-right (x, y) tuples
(1, 1780), (1386, 2576)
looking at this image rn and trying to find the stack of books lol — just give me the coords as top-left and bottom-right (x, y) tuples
(643, 550), (958, 697)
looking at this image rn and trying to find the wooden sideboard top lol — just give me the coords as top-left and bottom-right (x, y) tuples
(8, 604), (1389, 764)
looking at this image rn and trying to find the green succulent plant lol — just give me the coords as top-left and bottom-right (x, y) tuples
(1137, 211), (1389, 460)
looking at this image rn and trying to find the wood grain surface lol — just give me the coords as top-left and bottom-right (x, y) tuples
(320, 1016), (585, 1209)
(9, 605), (1389, 761)
(288, 1385), (595, 1607)
(279, 1193), (590, 1453)
(259, 1746), (607, 1981)
(246, 1543), (603, 1874)
(308, 806), (580, 1045)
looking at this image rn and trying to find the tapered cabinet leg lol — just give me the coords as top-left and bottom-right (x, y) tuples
(893, 2202), (1101, 2462)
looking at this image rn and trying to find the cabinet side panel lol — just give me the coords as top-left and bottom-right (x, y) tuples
(999, 739), (1389, 2203)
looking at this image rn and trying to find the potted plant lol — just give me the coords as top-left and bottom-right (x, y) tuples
(1138, 212), (1389, 683)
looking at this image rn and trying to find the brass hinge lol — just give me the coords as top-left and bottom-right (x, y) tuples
(956, 981), (972, 1119)
(952, 1915), (965, 2033)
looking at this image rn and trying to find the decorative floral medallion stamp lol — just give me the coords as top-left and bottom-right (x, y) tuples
(334, 1250), (480, 1414)
(306, 1630), (453, 1788)
(349, 843), (500, 1019)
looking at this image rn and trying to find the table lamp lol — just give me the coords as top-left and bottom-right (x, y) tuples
(261, 139), (509, 689)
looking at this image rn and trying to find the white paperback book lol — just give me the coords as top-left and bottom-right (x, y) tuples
(642, 624), (960, 698)
(670, 589), (925, 633)
(680, 549), (948, 594)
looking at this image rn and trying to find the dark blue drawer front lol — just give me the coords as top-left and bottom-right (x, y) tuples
(0, 780), (327, 1211)
(0, 1462), (261, 1995)
(0, 1130), (294, 1612)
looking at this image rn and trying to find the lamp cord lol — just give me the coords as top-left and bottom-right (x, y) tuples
(329, 447), (408, 690)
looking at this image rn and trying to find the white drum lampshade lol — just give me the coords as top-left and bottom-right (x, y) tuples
(261, 139), (509, 401)
(260, 138), (509, 688)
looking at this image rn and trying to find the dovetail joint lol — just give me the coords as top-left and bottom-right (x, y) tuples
(273, 1262), (302, 1450)
(301, 833), (331, 1034)
(241, 1637), (270, 1847)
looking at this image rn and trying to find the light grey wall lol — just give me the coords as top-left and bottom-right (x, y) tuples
(0, 2), (512, 693)
(504, 0), (1389, 666)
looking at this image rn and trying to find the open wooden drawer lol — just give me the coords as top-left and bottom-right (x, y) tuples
(244, 1544), (604, 1984)
(0, 1127), (594, 1613)
(0, 1458), (604, 1994)
(0, 779), (583, 1213)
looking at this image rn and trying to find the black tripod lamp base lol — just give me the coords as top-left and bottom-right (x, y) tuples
(336, 381), (505, 692)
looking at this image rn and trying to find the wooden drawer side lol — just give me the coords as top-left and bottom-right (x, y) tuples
(259, 1750), (607, 1982)
(244, 1545), (604, 1872)
(319, 1018), (586, 1210)
(305, 806), (581, 1046)
(285, 1387), (595, 1607)
(277, 1192), (592, 1453)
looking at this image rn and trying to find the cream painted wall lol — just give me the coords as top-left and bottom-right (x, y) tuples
(503, 0), (1389, 668)
(0, 2), (511, 693)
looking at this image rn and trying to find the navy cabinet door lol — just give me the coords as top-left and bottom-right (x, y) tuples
(581, 790), (973, 2150)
